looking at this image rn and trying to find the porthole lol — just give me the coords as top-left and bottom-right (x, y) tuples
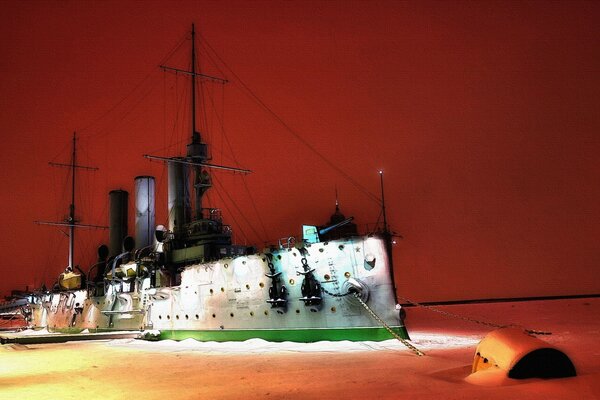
(319, 248), (324, 253)
(167, 315), (170, 320)
(289, 279), (295, 285)
(210, 288), (214, 294)
(295, 309), (300, 314)
(259, 282), (265, 288)
(242, 260), (246, 265)
(277, 255), (282, 260)
(331, 307), (337, 313)
(176, 315), (179, 320)
(221, 287), (225, 292)
(212, 313), (216, 318)
(246, 284), (250, 290)
(195, 314), (199, 319)
(224, 263), (229, 269)
(324, 274), (331, 281)
(158, 315), (162, 320)
(185, 315), (189, 320)
(264, 310), (269, 316)
(250, 311), (254, 317)
(344, 272), (351, 278)
(338, 245), (344, 250)
(230, 312), (234, 318)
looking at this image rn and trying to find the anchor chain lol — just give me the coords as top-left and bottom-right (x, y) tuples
(353, 293), (425, 356)
(398, 296), (551, 336)
(321, 287), (352, 298)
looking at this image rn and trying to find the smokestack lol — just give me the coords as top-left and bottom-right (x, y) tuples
(109, 189), (128, 257)
(135, 176), (155, 249)
(168, 160), (191, 234)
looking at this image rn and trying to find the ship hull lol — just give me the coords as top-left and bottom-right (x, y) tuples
(29, 235), (408, 341)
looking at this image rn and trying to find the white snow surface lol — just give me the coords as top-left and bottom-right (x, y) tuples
(107, 332), (481, 354)
(1, 298), (598, 399)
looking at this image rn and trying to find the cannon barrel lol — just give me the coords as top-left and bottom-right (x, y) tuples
(318, 216), (354, 236)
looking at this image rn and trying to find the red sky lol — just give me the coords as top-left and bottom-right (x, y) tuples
(0, 1), (599, 301)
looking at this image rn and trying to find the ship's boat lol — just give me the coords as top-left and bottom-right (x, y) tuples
(25, 25), (409, 343)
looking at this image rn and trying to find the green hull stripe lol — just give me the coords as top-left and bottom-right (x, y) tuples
(48, 326), (410, 342)
(158, 326), (410, 342)
(47, 327), (134, 335)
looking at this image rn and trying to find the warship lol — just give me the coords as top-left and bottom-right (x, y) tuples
(4, 25), (410, 343)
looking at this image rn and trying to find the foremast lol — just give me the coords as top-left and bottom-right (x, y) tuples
(378, 170), (399, 304)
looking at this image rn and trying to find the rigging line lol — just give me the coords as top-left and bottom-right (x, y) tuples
(163, 64), (167, 153)
(143, 136), (189, 157)
(158, 29), (190, 67)
(191, 54), (267, 239)
(206, 179), (250, 244)
(199, 40), (227, 81)
(200, 34), (382, 205)
(220, 77), (225, 166)
(79, 29), (187, 138)
(211, 175), (260, 243)
(199, 76), (210, 136)
(240, 176), (269, 241)
(49, 140), (73, 164)
(200, 80), (268, 239)
(169, 73), (191, 154)
(78, 69), (161, 138)
(102, 80), (159, 138)
(220, 124), (269, 240)
(79, 75), (161, 141)
(155, 167), (168, 226)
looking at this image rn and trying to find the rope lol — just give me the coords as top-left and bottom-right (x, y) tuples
(198, 33), (383, 206)
(399, 296), (551, 336)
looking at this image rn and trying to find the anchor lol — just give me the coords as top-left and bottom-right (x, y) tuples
(298, 257), (322, 306)
(265, 255), (287, 309)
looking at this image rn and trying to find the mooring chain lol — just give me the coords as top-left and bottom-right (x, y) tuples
(321, 287), (352, 298)
(353, 293), (426, 356)
(398, 296), (551, 336)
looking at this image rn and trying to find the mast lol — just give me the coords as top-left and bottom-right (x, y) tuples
(68, 132), (77, 270)
(36, 132), (107, 271)
(153, 24), (246, 237)
(191, 23), (197, 138)
(379, 170), (388, 234)
(379, 170), (399, 304)
(190, 23), (203, 220)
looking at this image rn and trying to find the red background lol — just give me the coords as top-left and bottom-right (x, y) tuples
(1, 1), (599, 301)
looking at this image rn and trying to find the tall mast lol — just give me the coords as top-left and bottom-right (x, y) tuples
(379, 170), (399, 303)
(379, 170), (388, 234)
(154, 24), (242, 232)
(68, 132), (77, 270)
(189, 23), (203, 220)
(36, 133), (107, 271)
(191, 23), (197, 138)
